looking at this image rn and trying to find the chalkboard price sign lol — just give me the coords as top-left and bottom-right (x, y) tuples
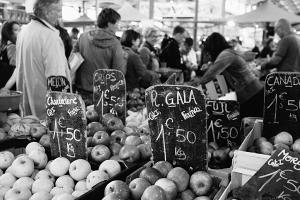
(241, 148), (300, 200)
(47, 76), (71, 93)
(93, 69), (126, 124)
(263, 72), (300, 139)
(206, 100), (241, 148)
(146, 85), (207, 173)
(46, 92), (87, 161)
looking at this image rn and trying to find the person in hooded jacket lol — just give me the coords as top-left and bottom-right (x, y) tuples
(73, 8), (127, 103)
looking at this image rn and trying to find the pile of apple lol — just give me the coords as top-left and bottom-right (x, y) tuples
(102, 161), (220, 200)
(247, 131), (300, 155)
(85, 110), (152, 165)
(127, 88), (146, 112)
(0, 112), (47, 142)
(0, 141), (126, 200)
(207, 142), (235, 169)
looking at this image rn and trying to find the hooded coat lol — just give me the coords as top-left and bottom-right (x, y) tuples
(74, 28), (127, 92)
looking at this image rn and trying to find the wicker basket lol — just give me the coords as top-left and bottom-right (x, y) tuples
(0, 91), (22, 111)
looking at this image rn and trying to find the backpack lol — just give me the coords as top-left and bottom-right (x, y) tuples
(0, 46), (15, 88)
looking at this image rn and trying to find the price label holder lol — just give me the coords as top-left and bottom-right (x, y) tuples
(241, 148), (300, 200)
(47, 76), (71, 93)
(206, 100), (241, 148)
(93, 69), (126, 124)
(46, 91), (87, 161)
(145, 85), (207, 173)
(263, 72), (300, 139)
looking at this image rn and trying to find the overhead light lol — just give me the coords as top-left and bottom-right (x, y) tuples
(227, 20), (236, 27)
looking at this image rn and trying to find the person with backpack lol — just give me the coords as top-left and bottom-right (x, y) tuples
(0, 21), (20, 90)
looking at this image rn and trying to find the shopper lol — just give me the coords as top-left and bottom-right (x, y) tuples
(16, 0), (71, 119)
(191, 32), (264, 118)
(181, 37), (198, 81)
(260, 38), (274, 58)
(139, 27), (160, 71)
(160, 25), (186, 70)
(0, 21), (20, 89)
(261, 18), (300, 72)
(70, 27), (79, 46)
(121, 29), (159, 91)
(73, 8), (126, 103)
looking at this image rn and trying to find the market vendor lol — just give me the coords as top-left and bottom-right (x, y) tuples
(191, 32), (264, 118)
(261, 18), (300, 72)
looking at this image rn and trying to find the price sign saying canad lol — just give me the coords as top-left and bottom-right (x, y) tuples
(146, 85), (207, 173)
(47, 76), (71, 93)
(241, 148), (300, 200)
(263, 72), (300, 139)
(206, 100), (241, 148)
(93, 69), (126, 124)
(46, 92), (87, 161)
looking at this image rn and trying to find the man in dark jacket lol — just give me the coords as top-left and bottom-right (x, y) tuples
(160, 26), (186, 70)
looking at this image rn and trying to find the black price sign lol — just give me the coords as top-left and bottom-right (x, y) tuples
(263, 72), (300, 139)
(47, 76), (71, 93)
(46, 92), (87, 161)
(145, 85), (207, 173)
(93, 69), (126, 124)
(242, 148), (300, 200)
(206, 100), (241, 148)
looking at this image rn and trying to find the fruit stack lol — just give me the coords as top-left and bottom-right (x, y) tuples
(127, 88), (146, 112)
(102, 161), (221, 200)
(0, 142), (125, 200)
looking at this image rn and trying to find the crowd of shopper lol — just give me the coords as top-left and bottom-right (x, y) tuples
(1, 0), (300, 119)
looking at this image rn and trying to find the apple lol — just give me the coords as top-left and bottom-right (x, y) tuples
(69, 159), (91, 181)
(125, 135), (142, 146)
(52, 193), (75, 200)
(103, 114), (124, 131)
(102, 193), (123, 200)
(110, 143), (122, 155)
(75, 180), (87, 191)
(25, 142), (45, 154)
(274, 132), (293, 146)
(189, 171), (212, 196)
(110, 130), (127, 145)
(129, 178), (151, 200)
(91, 145), (111, 163)
(181, 189), (196, 200)
(119, 145), (140, 163)
(0, 173), (16, 187)
(141, 185), (167, 200)
(0, 186), (10, 198)
(153, 161), (173, 178)
(86, 109), (99, 122)
(87, 122), (106, 137)
(155, 178), (178, 200)
(167, 167), (189, 192)
(87, 137), (93, 147)
(99, 160), (121, 178)
(258, 141), (274, 155)
(274, 143), (290, 150)
(137, 143), (152, 160)
(32, 178), (54, 193)
(254, 137), (267, 147)
(104, 180), (130, 200)
(11, 155), (34, 178)
(0, 151), (14, 169)
(45, 160), (52, 171)
(292, 139), (300, 153)
(29, 191), (53, 200)
(56, 175), (75, 189)
(13, 177), (34, 189)
(140, 135), (151, 145)
(93, 131), (110, 146)
(28, 150), (48, 169)
(39, 134), (51, 148)
(86, 170), (110, 190)
(139, 167), (163, 184)
(72, 190), (88, 198)
(49, 157), (70, 177)
(5, 187), (31, 200)
(30, 123), (47, 138)
(212, 148), (229, 164)
(50, 186), (73, 195)
(34, 169), (55, 182)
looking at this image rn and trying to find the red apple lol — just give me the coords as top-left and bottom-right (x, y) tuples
(110, 143), (122, 155)
(110, 130), (127, 145)
(86, 109), (99, 122)
(104, 116), (124, 131)
(39, 134), (51, 148)
(155, 178), (178, 200)
(141, 185), (167, 200)
(30, 123), (47, 138)
(91, 145), (111, 163)
(137, 144), (152, 160)
(125, 135), (142, 146)
(92, 131), (110, 146)
(87, 122), (106, 137)
(153, 161), (173, 178)
(129, 178), (151, 200)
(119, 145), (140, 163)
(167, 167), (189, 192)
(139, 167), (163, 184)
(189, 171), (212, 196)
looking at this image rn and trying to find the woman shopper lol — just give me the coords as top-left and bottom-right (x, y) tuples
(0, 21), (20, 89)
(121, 29), (159, 91)
(191, 32), (264, 118)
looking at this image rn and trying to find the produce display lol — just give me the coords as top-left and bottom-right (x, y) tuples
(127, 88), (146, 112)
(102, 161), (221, 200)
(207, 142), (236, 169)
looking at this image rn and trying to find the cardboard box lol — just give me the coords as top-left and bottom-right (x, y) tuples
(197, 75), (230, 100)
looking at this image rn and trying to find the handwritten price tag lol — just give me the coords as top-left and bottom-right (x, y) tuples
(145, 85), (207, 173)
